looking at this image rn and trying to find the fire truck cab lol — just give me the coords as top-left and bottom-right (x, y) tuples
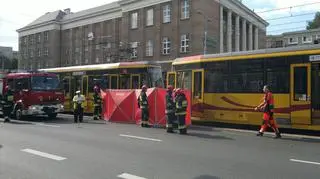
(0, 72), (64, 120)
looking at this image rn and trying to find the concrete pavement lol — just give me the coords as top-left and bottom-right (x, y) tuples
(0, 114), (319, 179)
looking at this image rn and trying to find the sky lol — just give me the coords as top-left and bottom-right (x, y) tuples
(0, 0), (320, 51)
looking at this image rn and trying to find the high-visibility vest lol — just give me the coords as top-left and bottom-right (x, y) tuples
(73, 95), (85, 109)
(93, 93), (102, 107)
(138, 92), (148, 109)
(175, 94), (187, 115)
(165, 92), (175, 114)
(264, 92), (274, 113)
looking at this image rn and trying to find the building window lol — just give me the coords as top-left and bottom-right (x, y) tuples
(131, 42), (138, 58)
(181, 0), (190, 19)
(302, 35), (312, 44)
(24, 37), (27, 45)
(162, 37), (171, 55)
(95, 57), (100, 63)
(75, 47), (80, 53)
(146, 40), (153, 56)
(37, 48), (41, 57)
(163, 4), (171, 23)
(146, 9), (154, 26)
(85, 58), (89, 64)
(85, 46), (89, 51)
(37, 62), (41, 69)
(44, 31), (49, 41)
(106, 42), (111, 49)
(44, 47), (49, 56)
(96, 45), (100, 50)
(30, 49), (34, 58)
(131, 12), (138, 29)
(288, 37), (298, 44)
(37, 34), (41, 43)
(180, 34), (190, 53)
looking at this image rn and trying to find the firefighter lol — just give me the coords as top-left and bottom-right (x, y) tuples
(175, 88), (188, 134)
(73, 90), (85, 123)
(255, 85), (281, 139)
(93, 85), (102, 120)
(2, 85), (14, 123)
(138, 85), (149, 127)
(165, 85), (175, 133)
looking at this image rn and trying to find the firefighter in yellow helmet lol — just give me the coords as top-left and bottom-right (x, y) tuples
(138, 85), (149, 127)
(73, 90), (85, 123)
(175, 88), (188, 134)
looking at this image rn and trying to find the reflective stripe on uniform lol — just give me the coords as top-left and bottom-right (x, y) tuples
(141, 121), (149, 124)
(165, 109), (174, 114)
(178, 125), (186, 129)
(175, 112), (186, 115)
(166, 124), (173, 128)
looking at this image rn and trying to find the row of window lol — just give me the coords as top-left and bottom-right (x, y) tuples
(288, 34), (320, 44)
(22, 48), (49, 58)
(21, 31), (49, 46)
(130, 34), (189, 58)
(130, 0), (190, 29)
(205, 70), (289, 93)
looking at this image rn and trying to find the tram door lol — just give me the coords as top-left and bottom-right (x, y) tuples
(110, 75), (119, 89)
(192, 69), (204, 119)
(290, 64), (311, 125)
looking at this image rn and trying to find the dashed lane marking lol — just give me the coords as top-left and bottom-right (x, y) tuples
(21, 148), (67, 161)
(290, 159), (320, 166)
(119, 134), (162, 142)
(117, 173), (147, 179)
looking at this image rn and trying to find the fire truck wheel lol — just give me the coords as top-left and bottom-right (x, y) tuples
(48, 113), (58, 119)
(15, 108), (23, 120)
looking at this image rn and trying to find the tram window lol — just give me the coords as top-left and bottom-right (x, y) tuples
(228, 72), (263, 93)
(120, 75), (130, 89)
(205, 71), (228, 93)
(177, 71), (192, 90)
(294, 67), (308, 101)
(63, 77), (70, 94)
(110, 76), (118, 89)
(131, 75), (140, 89)
(88, 77), (95, 93)
(168, 73), (176, 87)
(230, 59), (263, 73)
(148, 67), (163, 88)
(266, 70), (289, 93)
(193, 71), (203, 99)
(82, 77), (88, 95)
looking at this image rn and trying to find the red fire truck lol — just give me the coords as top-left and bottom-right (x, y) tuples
(0, 72), (64, 120)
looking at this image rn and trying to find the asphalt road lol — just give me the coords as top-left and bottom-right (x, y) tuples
(0, 114), (319, 179)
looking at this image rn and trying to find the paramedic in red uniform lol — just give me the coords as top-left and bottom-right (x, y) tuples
(255, 85), (281, 138)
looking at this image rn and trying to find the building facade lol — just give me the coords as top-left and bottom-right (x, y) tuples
(266, 28), (320, 48)
(17, 0), (268, 72)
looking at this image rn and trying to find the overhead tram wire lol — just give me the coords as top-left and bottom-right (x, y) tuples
(256, 1), (320, 14)
(265, 12), (317, 21)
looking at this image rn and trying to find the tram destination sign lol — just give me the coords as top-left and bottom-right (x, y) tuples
(309, 55), (320, 62)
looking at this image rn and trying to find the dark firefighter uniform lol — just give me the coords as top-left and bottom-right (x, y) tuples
(138, 85), (149, 127)
(175, 89), (188, 134)
(2, 86), (14, 123)
(73, 91), (85, 123)
(93, 87), (102, 120)
(165, 85), (175, 133)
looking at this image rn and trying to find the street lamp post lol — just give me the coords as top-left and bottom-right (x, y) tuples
(197, 10), (210, 55)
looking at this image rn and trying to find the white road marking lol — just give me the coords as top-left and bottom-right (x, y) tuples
(222, 128), (320, 140)
(35, 123), (60, 128)
(117, 173), (147, 179)
(21, 148), (66, 161)
(290, 159), (320, 165)
(119, 134), (162, 142)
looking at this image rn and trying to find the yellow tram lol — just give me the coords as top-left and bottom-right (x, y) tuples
(169, 45), (320, 131)
(39, 61), (163, 113)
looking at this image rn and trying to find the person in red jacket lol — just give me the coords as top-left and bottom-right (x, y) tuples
(255, 85), (281, 139)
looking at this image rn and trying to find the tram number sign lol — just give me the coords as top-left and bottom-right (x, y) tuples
(309, 55), (320, 62)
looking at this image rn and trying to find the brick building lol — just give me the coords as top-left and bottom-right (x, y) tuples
(17, 0), (268, 72)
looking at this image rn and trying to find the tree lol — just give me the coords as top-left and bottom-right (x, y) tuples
(307, 12), (320, 30)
